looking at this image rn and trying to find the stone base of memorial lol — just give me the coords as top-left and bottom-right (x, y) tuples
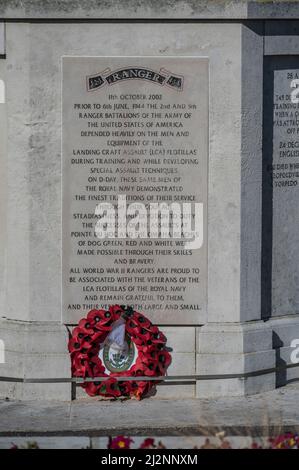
(1, 1), (299, 402)
(0, 319), (71, 400)
(196, 322), (275, 398)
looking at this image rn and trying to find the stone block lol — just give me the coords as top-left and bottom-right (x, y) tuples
(0, 319), (71, 400)
(162, 327), (195, 353)
(0, 23), (4, 56)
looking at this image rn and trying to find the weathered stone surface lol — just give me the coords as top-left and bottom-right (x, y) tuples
(265, 20), (299, 55)
(0, 23), (4, 56)
(0, 434), (272, 449)
(0, 319), (71, 401)
(0, 1), (298, 20)
(0, 20), (243, 399)
(0, 436), (91, 449)
(1, 4), (298, 404)
(3, 21), (241, 327)
(1, 383), (299, 436)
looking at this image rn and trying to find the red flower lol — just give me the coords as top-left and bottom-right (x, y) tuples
(68, 338), (91, 354)
(251, 442), (262, 449)
(108, 436), (134, 449)
(140, 438), (155, 449)
(78, 318), (94, 334)
(270, 433), (299, 449)
(87, 308), (118, 328)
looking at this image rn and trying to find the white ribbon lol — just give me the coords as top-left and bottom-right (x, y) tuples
(104, 318), (128, 354)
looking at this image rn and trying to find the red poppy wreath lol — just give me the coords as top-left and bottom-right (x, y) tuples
(68, 305), (172, 400)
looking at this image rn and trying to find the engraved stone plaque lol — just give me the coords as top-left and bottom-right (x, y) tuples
(62, 57), (208, 324)
(263, 56), (299, 317)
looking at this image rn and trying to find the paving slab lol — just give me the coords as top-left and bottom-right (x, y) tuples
(0, 384), (299, 437)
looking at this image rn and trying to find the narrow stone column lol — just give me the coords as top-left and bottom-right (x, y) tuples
(0, 22), (71, 400)
(196, 23), (276, 397)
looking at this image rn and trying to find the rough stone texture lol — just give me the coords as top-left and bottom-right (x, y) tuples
(0, 1), (298, 20)
(1, 382), (299, 436)
(0, 23), (4, 56)
(194, 22), (276, 397)
(197, 322), (273, 354)
(196, 321), (276, 397)
(3, 22), (242, 325)
(265, 20), (299, 55)
(0, 60), (6, 329)
(240, 22), (264, 323)
(0, 20), (247, 400)
(270, 316), (299, 386)
(0, 319), (71, 400)
(0, 434), (271, 449)
(0, 11), (298, 402)
(0, 436), (91, 449)
(196, 351), (275, 397)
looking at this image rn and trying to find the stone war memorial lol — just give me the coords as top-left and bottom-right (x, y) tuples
(1, 0), (299, 444)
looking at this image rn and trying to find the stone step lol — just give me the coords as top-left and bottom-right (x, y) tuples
(0, 383), (299, 437)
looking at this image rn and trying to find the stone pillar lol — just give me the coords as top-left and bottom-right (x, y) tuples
(196, 23), (276, 397)
(0, 22), (71, 400)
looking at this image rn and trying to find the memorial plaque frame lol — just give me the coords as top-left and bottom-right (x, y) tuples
(62, 56), (209, 326)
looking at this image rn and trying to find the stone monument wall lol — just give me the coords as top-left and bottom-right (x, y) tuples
(0, 1), (298, 400)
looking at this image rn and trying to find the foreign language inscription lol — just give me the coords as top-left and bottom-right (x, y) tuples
(62, 57), (208, 324)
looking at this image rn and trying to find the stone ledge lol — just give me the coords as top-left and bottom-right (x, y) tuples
(0, 383), (299, 436)
(0, 1), (298, 20)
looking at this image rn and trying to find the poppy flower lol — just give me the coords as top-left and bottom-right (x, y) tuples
(91, 363), (106, 379)
(141, 361), (161, 376)
(150, 327), (167, 345)
(87, 308), (117, 327)
(68, 338), (90, 354)
(157, 350), (172, 368)
(72, 326), (86, 340)
(133, 381), (151, 400)
(132, 312), (152, 329)
(90, 329), (108, 344)
(117, 380), (133, 396)
(84, 381), (101, 397)
(71, 354), (88, 375)
(99, 378), (122, 398)
(78, 319), (94, 335)
(112, 369), (133, 378)
(110, 305), (124, 316)
(131, 327), (152, 344)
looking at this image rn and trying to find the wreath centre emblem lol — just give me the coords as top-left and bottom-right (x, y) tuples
(101, 334), (136, 373)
